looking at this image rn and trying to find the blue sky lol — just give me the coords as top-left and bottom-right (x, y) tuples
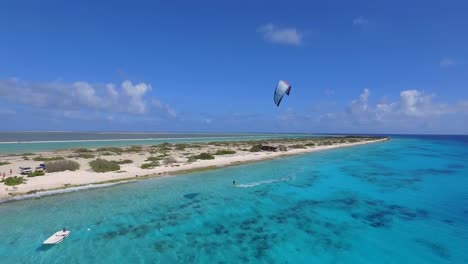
(0, 0), (467, 134)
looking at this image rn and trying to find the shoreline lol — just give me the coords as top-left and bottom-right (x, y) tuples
(0, 137), (388, 203)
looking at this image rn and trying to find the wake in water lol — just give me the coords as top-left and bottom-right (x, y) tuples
(235, 176), (295, 188)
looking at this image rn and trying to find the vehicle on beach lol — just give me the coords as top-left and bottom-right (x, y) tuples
(19, 167), (33, 175)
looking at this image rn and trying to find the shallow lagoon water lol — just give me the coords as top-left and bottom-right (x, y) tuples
(0, 136), (467, 263)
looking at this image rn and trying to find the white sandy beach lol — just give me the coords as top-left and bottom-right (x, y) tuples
(0, 137), (387, 201)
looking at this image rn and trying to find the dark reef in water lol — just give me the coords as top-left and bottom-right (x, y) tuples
(183, 193), (200, 199)
(415, 238), (450, 260)
(340, 164), (422, 190)
(447, 163), (465, 169)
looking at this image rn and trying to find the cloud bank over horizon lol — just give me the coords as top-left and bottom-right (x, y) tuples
(2, 77), (464, 134)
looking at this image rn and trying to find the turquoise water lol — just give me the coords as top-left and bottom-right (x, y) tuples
(0, 132), (314, 154)
(0, 135), (467, 263)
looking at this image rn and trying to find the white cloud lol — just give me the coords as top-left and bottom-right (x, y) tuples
(73, 81), (102, 108)
(152, 98), (177, 118)
(305, 88), (468, 134)
(0, 78), (175, 118)
(353, 16), (368, 26)
(258, 23), (303, 46)
(440, 57), (456, 67)
(122, 80), (152, 114)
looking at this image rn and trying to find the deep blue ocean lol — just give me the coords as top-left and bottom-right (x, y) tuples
(0, 135), (467, 263)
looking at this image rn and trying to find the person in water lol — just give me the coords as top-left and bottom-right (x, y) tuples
(232, 180), (236, 186)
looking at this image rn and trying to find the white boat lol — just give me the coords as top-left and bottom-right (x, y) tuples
(43, 230), (70, 245)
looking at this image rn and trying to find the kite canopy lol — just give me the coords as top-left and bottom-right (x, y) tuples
(273, 80), (291, 107)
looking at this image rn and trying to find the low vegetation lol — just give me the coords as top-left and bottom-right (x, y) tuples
(89, 159), (120, 173)
(33, 156), (65, 162)
(249, 144), (263, 152)
(146, 156), (161, 162)
(46, 160), (80, 172)
(289, 144), (307, 149)
(96, 147), (122, 153)
(141, 161), (159, 169)
(28, 171), (45, 177)
(125, 145), (143, 152)
(21, 152), (35, 156)
(116, 159), (133, 164)
(73, 148), (94, 153)
(0, 161), (11, 166)
(175, 144), (188, 150)
(3, 176), (26, 186)
(75, 153), (95, 159)
(192, 153), (215, 160)
(214, 149), (236, 155)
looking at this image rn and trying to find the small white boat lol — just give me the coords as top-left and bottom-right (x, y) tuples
(43, 230), (70, 245)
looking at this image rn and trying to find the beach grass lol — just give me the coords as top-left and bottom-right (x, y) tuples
(73, 148), (94, 153)
(116, 159), (133, 164)
(141, 161), (159, 169)
(0, 161), (11, 166)
(46, 160), (80, 172)
(73, 153), (96, 159)
(28, 171), (45, 177)
(90, 159), (120, 173)
(33, 156), (65, 162)
(214, 149), (236, 155)
(3, 176), (26, 186)
(192, 153), (215, 160)
(96, 147), (123, 153)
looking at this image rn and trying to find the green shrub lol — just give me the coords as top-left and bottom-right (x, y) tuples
(141, 161), (159, 169)
(146, 156), (161, 162)
(21, 152), (35, 156)
(125, 145), (143, 152)
(76, 153), (95, 159)
(159, 142), (172, 147)
(96, 147), (122, 153)
(89, 159), (120, 173)
(3, 176), (26, 186)
(73, 148), (94, 153)
(159, 147), (172, 152)
(28, 171), (45, 177)
(175, 144), (188, 150)
(23, 156), (30, 160)
(214, 149), (236, 155)
(249, 144), (263, 152)
(193, 153), (215, 160)
(46, 160), (80, 172)
(290, 144), (306, 149)
(116, 159), (133, 164)
(33, 156), (65, 162)
(0, 161), (10, 166)
(101, 152), (113, 156)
